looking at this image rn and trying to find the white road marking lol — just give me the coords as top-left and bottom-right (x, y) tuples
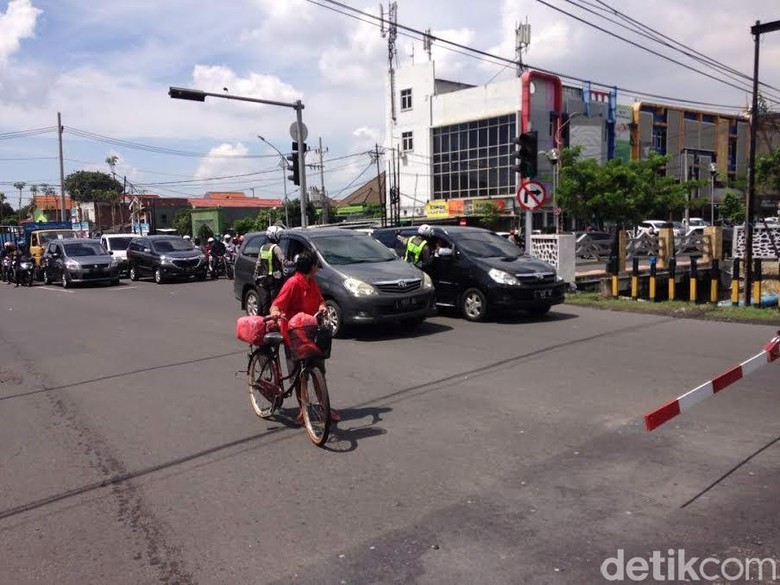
(37, 286), (74, 294)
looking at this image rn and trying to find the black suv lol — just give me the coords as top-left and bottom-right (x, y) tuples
(233, 228), (436, 336)
(372, 225), (565, 321)
(126, 235), (207, 284)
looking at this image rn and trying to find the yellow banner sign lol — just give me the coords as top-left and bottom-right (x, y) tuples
(425, 202), (450, 218)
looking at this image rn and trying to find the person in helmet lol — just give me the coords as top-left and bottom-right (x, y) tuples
(208, 235), (227, 276)
(2, 242), (16, 283)
(222, 234), (236, 255)
(255, 225), (290, 314)
(183, 234), (191, 241)
(397, 224), (434, 269)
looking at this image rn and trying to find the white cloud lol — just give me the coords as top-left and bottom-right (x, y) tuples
(317, 7), (385, 87)
(192, 65), (301, 104)
(0, 0), (41, 65)
(194, 142), (253, 183)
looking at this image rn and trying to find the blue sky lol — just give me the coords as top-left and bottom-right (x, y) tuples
(1, 0), (779, 209)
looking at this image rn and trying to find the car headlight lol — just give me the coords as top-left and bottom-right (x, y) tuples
(422, 272), (434, 289)
(343, 277), (377, 296)
(109, 257), (120, 267)
(488, 268), (519, 285)
(160, 255), (175, 265)
(65, 260), (80, 270)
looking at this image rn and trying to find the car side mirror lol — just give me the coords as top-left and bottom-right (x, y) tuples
(436, 247), (453, 258)
(143, 247), (151, 253)
(108, 250), (114, 255)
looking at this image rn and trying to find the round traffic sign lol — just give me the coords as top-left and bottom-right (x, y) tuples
(516, 180), (547, 210)
(290, 121), (308, 142)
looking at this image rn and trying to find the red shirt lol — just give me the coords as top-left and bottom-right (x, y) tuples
(271, 272), (324, 318)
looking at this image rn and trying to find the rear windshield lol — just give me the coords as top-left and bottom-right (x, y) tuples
(152, 238), (193, 253)
(39, 231), (76, 245)
(104, 236), (133, 250)
(313, 234), (396, 265)
(453, 232), (523, 258)
(63, 242), (107, 257)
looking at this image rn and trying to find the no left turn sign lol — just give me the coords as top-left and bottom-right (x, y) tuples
(516, 180), (547, 210)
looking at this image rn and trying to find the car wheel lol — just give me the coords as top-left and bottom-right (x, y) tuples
(61, 271), (70, 289)
(528, 304), (551, 317)
(129, 265), (139, 281)
(323, 300), (343, 337)
(154, 267), (164, 284)
(244, 288), (261, 316)
(461, 288), (488, 322)
(43, 269), (51, 285)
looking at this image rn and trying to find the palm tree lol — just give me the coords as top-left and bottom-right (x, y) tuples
(106, 156), (119, 228)
(13, 182), (26, 224)
(0, 191), (5, 224)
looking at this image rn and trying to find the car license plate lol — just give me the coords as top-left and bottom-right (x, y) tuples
(396, 297), (415, 310)
(534, 289), (553, 300)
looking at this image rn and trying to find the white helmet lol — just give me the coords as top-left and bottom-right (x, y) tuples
(183, 235), (191, 240)
(417, 224), (434, 238)
(223, 234), (231, 241)
(266, 225), (283, 242)
(207, 237), (214, 243)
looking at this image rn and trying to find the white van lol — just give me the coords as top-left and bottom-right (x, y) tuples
(100, 234), (134, 277)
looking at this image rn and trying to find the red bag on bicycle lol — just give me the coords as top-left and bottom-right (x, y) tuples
(236, 316), (268, 345)
(286, 313), (325, 360)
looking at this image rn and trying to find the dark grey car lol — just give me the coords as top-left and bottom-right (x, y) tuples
(233, 228), (436, 336)
(42, 238), (120, 288)
(126, 235), (207, 284)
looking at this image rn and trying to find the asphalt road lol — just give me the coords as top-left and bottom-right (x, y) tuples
(0, 277), (778, 584)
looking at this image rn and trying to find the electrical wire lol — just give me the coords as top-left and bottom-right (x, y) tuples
(306, 0), (754, 111)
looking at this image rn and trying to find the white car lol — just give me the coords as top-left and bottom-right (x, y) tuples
(100, 234), (134, 277)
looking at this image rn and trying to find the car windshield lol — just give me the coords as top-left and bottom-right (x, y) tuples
(452, 232), (523, 258)
(39, 231), (75, 245)
(105, 236), (133, 250)
(63, 242), (107, 256)
(152, 238), (192, 253)
(313, 234), (396, 265)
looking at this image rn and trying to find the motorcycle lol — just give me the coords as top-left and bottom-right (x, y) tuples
(14, 258), (35, 287)
(209, 253), (227, 280)
(224, 250), (235, 280)
(2, 256), (13, 283)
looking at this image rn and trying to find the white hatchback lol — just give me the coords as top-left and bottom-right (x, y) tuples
(100, 234), (134, 276)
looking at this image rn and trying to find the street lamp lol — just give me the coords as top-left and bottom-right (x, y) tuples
(258, 135), (291, 227)
(554, 112), (581, 148)
(169, 86), (309, 227)
(709, 162), (717, 225)
(548, 148), (560, 233)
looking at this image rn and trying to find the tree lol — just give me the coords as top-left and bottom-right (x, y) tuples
(555, 148), (703, 228)
(719, 191), (746, 224)
(755, 147), (780, 198)
(197, 223), (214, 243)
(64, 170), (123, 231)
(0, 191), (6, 224)
(232, 216), (258, 235)
(478, 201), (502, 230)
(105, 156), (120, 227)
(173, 209), (193, 237)
(13, 182), (26, 223)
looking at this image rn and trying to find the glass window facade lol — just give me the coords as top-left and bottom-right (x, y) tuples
(432, 114), (516, 200)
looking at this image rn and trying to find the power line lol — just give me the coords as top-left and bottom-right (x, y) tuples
(306, 0), (754, 111)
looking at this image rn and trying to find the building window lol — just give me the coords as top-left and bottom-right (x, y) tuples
(402, 131), (414, 152)
(431, 114), (516, 200)
(400, 88), (412, 111)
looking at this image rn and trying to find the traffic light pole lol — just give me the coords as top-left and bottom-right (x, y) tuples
(168, 87), (309, 226)
(295, 103), (308, 228)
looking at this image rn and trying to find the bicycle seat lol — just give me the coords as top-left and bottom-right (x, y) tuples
(263, 332), (284, 346)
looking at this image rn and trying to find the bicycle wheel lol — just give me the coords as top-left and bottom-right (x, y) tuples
(298, 365), (331, 446)
(248, 349), (280, 418)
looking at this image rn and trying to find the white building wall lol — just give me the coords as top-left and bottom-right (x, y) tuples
(386, 62), (521, 218)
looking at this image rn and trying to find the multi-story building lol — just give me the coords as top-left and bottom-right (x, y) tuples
(384, 59), (762, 227)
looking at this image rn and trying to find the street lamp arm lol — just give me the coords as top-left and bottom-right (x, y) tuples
(257, 135), (287, 161)
(169, 86), (302, 111)
(554, 112), (582, 147)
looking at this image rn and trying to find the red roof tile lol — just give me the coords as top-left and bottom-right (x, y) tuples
(33, 195), (75, 210)
(188, 198), (283, 208)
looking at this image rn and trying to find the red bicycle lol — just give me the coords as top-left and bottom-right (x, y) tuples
(243, 315), (332, 446)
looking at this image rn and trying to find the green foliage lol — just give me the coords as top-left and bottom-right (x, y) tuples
(478, 201), (502, 230)
(556, 148), (703, 227)
(64, 170), (122, 203)
(197, 223), (214, 243)
(363, 203), (383, 218)
(719, 191), (745, 224)
(173, 209), (192, 236)
(755, 147), (780, 194)
(232, 216), (258, 235)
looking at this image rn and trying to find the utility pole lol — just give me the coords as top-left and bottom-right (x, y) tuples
(317, 137), (329, 224)
(58, 112), (67, 223)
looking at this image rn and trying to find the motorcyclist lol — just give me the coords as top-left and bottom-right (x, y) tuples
(255, 225), (290, 315)
(12, 246), (32, 287)
(2, 242), (17, 283)
(208, 236), (227, 275)
(398, 224), (434, 269)
(223, 234), (237, 255)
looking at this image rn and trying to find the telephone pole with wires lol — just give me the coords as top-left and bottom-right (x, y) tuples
(515, 20), (531, 76)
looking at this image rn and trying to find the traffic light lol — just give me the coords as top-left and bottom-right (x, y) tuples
(287, 142), (306, 186)
(513, 131), (538, 179)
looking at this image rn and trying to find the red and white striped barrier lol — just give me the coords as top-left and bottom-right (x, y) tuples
(644, 331), (780, 431)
